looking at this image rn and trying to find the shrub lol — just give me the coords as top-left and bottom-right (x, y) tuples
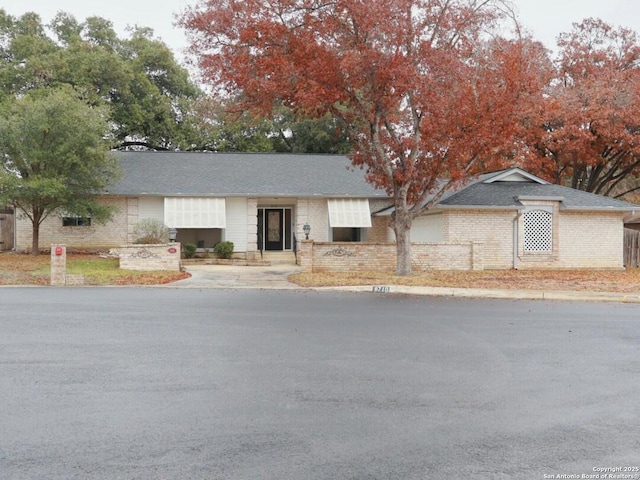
(133, 219), (169, 244)
(214, 241), (234, 259)
(183, 243), (197, 259)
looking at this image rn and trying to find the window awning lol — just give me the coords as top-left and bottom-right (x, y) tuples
(327, 199), (372, 228)
(164, 197), (226, 228)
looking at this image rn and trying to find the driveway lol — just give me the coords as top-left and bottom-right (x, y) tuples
(1, 288), (639, 479)
(171, 263), (302, 289)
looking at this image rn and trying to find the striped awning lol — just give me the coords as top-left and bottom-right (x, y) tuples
(327, 199), (372, 228)
(164, 197), (226, 228)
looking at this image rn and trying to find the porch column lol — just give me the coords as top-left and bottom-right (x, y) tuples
(247, 198), (258, 260)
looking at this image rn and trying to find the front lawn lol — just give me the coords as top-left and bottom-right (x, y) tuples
(0, 252), (190, 286)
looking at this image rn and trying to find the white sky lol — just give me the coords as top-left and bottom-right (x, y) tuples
(1, 0), (640, 61)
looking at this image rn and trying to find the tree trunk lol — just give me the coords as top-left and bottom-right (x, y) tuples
(392, 205), (413, 276)
(395, 223), (412, 276)
(30, 209), (43, 256)
(31, 221), (40, 256)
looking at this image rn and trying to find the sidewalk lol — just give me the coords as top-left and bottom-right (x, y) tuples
(171, 264), (640, 303)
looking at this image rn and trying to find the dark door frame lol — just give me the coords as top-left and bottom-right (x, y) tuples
(258, 207), (293, 251)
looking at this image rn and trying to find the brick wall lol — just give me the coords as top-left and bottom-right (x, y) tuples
(295, 198), (330, 242)
(298, 241), (479, 273)
(412, 243), (481, 271)
(444, 209), (515, 269)
(116, 243), (181, 271)
(553, 211), (623, 269)
(298, 209), (626, 273)
(368, 199), (394, 242)
(444, 208), (625, 270)
(16, 197), (130, 252)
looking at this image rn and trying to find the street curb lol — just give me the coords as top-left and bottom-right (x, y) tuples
(312, 285), (640, 303)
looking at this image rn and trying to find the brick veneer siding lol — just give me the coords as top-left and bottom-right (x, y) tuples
(116, 243), (181, 271)
(443, 209), (516, 269)
(15, 196), (130, 252)
(295, 198), (330, 242)
(293, 197), (392, 243)
(444, 207), (625, 270)
(526, 211), (624, 269)
(368, 199), (394, 242)
(298, 209), (626, 273)
(298, 241), (481, 273)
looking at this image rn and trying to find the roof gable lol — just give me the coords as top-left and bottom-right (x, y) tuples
(482, 168), (549, 184)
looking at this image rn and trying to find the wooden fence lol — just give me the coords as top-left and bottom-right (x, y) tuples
(0, 208), (14, 251)
(624, 228), (640, 267)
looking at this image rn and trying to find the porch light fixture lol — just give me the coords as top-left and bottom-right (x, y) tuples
(168, 228), (178, 242)
(303, 223), (311, 240)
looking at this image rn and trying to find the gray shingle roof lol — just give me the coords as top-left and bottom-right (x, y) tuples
(375, 168), (639, 215)
(107, 151), (388, 198)
(440, 171), (638, 211)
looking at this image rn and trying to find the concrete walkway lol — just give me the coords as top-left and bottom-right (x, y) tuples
(169, 264), (640, 304)
(170, 264), (303, 289)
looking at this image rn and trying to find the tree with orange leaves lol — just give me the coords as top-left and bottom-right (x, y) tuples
(181, 0), (542, 275)
(525, 18), (640, 198)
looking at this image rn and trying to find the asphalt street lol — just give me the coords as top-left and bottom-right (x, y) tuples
(1, 288), (639, 479)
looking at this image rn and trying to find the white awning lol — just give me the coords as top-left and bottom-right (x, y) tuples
(327, 199), (372, 228)
(164, 197), (226, 228)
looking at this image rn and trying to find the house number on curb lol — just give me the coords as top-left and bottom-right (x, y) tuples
(372, 286), (390, 293)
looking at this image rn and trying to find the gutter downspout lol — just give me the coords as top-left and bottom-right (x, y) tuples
(513, 210), (521, 270)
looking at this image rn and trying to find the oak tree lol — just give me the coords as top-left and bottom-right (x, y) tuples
(0, 87), (120, 255)
(193, 98), (352, 153)
(0, 10), (201, 151)
(182, 0), (540, 274)
(525, 19), (640, 198)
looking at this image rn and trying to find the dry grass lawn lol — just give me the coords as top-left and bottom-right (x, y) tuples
(0, 252), (189, 286)
(3, 251), (640, 293)
(290, 268), (640, 293)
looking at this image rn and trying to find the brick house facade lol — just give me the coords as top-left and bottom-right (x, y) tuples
(14, 153), (392, 261)
(300, 168), (636, 272)
(12, 155), (637, 271)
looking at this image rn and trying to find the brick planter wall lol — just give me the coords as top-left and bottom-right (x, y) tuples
(297, 241), (482, 273)
(116, 243), (182, 271)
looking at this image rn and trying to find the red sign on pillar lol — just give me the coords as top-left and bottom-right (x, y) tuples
(55, 246), (63, 256)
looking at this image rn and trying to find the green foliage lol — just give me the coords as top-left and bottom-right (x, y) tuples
(0, 9), (351, 154)
(183, 243), (197, 259)
(193, 98), (353, 153)
(132, 218), (169, 244)
(0, 85), (121, 254)
(0, 9), (202, 150)
(214, 241), (234, 259)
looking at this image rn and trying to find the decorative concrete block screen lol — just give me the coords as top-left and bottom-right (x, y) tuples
(297, 242), (483, 273)
(117, 243), (182, 271)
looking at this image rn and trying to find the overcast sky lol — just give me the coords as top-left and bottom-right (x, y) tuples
(2, 0), (640, 61)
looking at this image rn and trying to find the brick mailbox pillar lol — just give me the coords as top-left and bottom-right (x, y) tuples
(297, 240), (313, 272)
(50, 244), (66, 286)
